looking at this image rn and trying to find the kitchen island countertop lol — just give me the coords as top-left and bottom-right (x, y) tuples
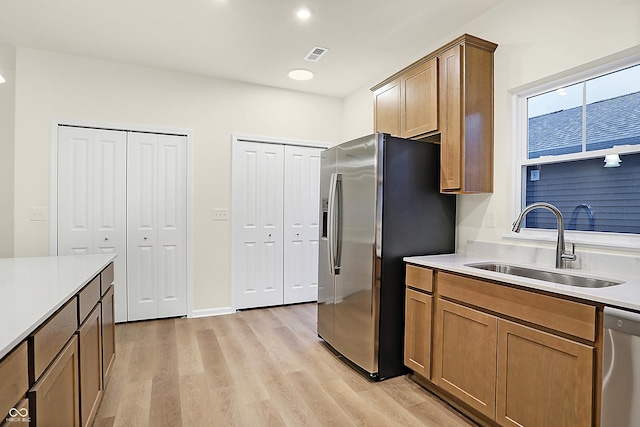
(404, 253), (640, 312)
(0, 254), (116, 360)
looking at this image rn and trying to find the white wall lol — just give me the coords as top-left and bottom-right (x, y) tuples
(0, 43), (15, 258)
(13, 47), (343, 311)
(343, 0), (640, 254)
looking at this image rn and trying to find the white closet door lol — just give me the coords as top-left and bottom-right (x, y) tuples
(156, 134), (187, 318)
(58, 127), (95, 256)
(127, 132), (187, 321)
(233, 141), (284, 309)
(283, 146), (321, 304)
(57, 126), (128, 322)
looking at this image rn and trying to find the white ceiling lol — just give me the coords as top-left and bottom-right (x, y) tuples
(0, 0), (502, 98)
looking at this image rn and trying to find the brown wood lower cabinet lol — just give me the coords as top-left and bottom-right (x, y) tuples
(496, 319), (594, 427)
(78, 305), (103, 427)
(28, 336), (80, 427)
(404, 288), (432, 379)
(0, 342), (28, 424)
(101, 285), (116, 382)
(405, 264), (600, 427)
(433, 298), (497, 420)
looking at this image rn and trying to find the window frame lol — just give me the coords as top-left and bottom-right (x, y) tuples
(510, 50), (640, 250)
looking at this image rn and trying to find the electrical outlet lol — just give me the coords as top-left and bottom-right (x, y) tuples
(29, 207), (47, 221)
(212, 209), (229, 221)
(486, 211), (496, 228)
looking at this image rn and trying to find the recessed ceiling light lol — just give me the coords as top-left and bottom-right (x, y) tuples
(0, 74), (5, 84)
(288, 69), (314, 81)
(296, 7), (313, 20)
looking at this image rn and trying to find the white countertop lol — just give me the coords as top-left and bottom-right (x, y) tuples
(0, 254), (116, 360)
(404, 253), (640, 312)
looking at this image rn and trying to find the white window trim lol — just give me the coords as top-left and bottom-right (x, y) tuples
(509, 47), (640, 251)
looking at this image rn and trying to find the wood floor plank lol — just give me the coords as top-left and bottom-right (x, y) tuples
(262, 374), (322, 427)
(286, 370), (355, 427)
(175, 319), (205, 376)
(321, 378), (392, 426)
(208, 386), (245, 426)
(112, 379), (152, 427)
(94, 303), (476, 427)
(217, 333), (270, 404)
(179, 373), (213, 427)
(195, 328), (234, 389)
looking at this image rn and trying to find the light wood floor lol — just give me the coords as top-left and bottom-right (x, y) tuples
(93, 303), (475, 427)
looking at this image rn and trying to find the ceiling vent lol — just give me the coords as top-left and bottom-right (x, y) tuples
(304, 46), (328, 62)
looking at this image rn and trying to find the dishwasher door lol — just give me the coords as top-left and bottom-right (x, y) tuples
(601, 307), (640, 427)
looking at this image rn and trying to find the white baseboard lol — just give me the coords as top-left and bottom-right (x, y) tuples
(190, 306), (236, 318)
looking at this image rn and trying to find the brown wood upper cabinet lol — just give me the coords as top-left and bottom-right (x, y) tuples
(402, 58), (438, 138)
(372, 34), (497, 193)
(373, 78), (401, 136)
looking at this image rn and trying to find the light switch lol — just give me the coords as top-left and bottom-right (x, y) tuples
(29, 207), (47, 221)
(212, 209), (229, 221)
(486, 211), (496, 228)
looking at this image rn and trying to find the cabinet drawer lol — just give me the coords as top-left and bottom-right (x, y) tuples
(406, 265), (433, 293)
(0, 342), (28, 423)
(31, 298), (78, 382)
(78, 275), (101, 324)
(100, 263), (114, 297)
(438, 272), (596, 341)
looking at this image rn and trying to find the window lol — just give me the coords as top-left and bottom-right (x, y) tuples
(516, 60), (640, 239)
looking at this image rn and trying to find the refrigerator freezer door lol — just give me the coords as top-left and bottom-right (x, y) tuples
(318, 147), (337, 343)
(332, 134), (380, 374)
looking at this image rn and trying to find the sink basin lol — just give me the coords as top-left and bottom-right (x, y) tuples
(464, 262), (624, 288)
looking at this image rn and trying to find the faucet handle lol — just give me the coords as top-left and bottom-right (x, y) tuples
(562, 242), (577, 262)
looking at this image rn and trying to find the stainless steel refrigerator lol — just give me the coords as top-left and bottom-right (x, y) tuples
(318, 133), (456, 380)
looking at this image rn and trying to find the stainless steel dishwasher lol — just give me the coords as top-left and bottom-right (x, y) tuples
(601, 306), (640, 427)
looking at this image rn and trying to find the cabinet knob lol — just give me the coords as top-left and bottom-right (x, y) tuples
(104, 237), (109, 241)
(143, 236), (148, 240)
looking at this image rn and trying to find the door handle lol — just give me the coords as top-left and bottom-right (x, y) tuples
(327, 173), (342, 275)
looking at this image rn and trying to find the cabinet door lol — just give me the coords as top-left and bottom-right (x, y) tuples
(373, 78), (401, 136)
(404, 288), (432, 378)
(283, 145), (321, 304)
(78, 305), (103, 427)
(233, 141), (285, 309)
(29, 336), (80, 427)
(101, 285), (116, 382)
(438, 45), (463, 192)
(433, 298), (497, 419)
(496, 319), (594, 427)
(401, 58), (438, 138)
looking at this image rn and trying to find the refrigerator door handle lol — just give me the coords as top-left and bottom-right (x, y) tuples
(327, 173), (342, 275)
(335, 174), (343, 274)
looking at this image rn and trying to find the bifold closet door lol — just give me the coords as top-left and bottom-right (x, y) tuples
(234, 141), (284, 309)
(127, 132), (187, 321)
(283, 145), (321, 304)
(57, 126), (128, 323)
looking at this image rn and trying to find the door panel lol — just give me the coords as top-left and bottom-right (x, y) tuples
(127, 133), (159, 321)
(433, 298), (497, 419)
(58, 127), (94, 256)
(284, 145), (322, 304)
(58, 126), (127, 323)
(127, 132), (187, 320)
(332, 135), (378, 373)
(317, 147), (337, 342)
(157, 135), (187, 318)
(234, 141), (284, 309)
(92, 130), (127, 323)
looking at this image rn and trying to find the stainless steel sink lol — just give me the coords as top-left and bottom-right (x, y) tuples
(464, 262), (624, 288)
